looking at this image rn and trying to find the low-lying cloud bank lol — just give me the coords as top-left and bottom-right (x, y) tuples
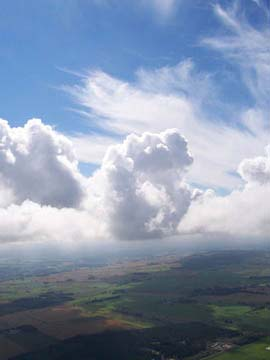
(0, 118), (268, 244)
(179, 148), (270, 238)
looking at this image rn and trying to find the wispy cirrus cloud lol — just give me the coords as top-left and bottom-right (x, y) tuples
(251, 0), (270, 18)
(203, 2), (270, 105)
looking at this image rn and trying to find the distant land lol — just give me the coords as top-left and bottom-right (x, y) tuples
(0, 250), (270, 359)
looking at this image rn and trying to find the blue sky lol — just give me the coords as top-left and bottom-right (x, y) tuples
(0, 0), (270, 243)
(1, 0), (262, 134)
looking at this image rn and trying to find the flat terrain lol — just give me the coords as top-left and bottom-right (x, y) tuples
(1, 250), (270, 359)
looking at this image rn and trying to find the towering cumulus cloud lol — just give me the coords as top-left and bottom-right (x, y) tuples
(88, 129), (193, 240)
(0, 119), (84, 208)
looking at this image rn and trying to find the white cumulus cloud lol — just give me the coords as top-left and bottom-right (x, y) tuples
(0, 121), (197, 243)
(0, 119), (269, 244)
(87, 129), (193, 240)
(0, 119), (85, 208)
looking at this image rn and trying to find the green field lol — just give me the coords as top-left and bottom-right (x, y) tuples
(207, 337), (270, 360)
